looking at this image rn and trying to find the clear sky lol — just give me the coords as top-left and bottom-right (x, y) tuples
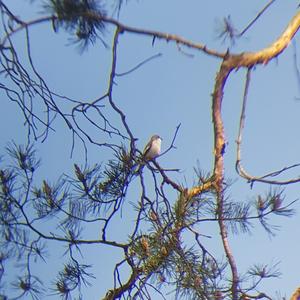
(1, 1), (300, 299)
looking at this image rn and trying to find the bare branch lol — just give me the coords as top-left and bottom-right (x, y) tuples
(239, 0), (276, 37)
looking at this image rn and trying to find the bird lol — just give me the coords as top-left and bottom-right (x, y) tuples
(134, 135), (162, 173)
(142, 134), (162, 161)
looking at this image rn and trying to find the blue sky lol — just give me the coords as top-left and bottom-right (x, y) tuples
(1, 1), (300, 299)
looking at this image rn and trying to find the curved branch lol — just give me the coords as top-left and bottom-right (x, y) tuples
(235, 60), (300, 185)
(226, 11), (300, 68)
(0, 11), (226, 59)
(212, 62), (239, 300)
(210, 12), (300, 299)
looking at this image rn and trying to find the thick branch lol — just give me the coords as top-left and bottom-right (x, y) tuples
(212, 62), (239, 300)
(102, 268), (140, 300)
(226, 11), (300, 68)
(209, 11), (300, 300)
(290, 287), (300, 300)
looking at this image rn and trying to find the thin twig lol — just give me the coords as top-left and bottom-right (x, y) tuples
(236, 68), (252, 171)
(116, 53), (163, 77)
(236, 69), (300, 185)
(239, 0), (276, 37)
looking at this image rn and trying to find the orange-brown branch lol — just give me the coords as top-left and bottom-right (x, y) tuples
(209, 11), (300, 300)
(226, 11), (300, 68)
(212, 62), (239, 300)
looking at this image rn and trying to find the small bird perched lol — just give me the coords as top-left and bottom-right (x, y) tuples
(134, 135), (162, 173)
(142, 134), (162, 161)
